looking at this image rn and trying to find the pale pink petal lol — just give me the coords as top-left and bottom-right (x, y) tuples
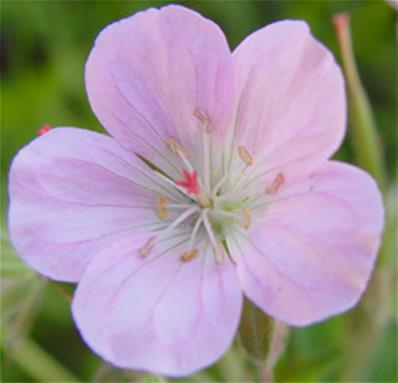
(86, 5), (235, 176)
(72, 234), (242, 377)
(386, 0), (398, 10)
(231, 161), (383, 326)
(8, 128), (164, 282)
(232, 21), (346, 182)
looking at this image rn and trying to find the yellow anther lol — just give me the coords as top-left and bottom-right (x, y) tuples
(193, 108), (212, 133)
(265, 173), (285, 194)
(156, 195), (169, 221)
(242, 208), (252, 230)
(180, 248), (199, 262)
(138, 236), (156, 257)
(238, 146), (253, 167)
(167, 138), (188, 157)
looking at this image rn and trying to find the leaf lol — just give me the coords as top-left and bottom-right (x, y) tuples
(275, 347), (340, 382)
(91, 363), (134, 382)
(1, 228), (33, 279)
(91, 362), (168, 383)
(237, 298), (274, 364)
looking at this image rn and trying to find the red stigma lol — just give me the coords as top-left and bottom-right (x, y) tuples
(38, 124), (52, 136)
(176, 169), (200, 194)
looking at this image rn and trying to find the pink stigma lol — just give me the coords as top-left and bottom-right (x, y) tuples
(176, 169), (200, 194)
(38, 124), (52, 136)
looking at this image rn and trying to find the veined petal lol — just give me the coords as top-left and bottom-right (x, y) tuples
(231, 161), (383, 326)
(86, 5), (236, 176)
(8, 128), (168, 282)
(232, 21), (346, 182)
(72, 233), (242, 377)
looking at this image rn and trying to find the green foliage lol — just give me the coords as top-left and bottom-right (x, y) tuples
(238, 299), (274, 365)
(1, 1), (396, 382)
(1, 229), (46, 348)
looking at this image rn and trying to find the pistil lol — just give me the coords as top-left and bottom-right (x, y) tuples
(175, 169), (212, 208)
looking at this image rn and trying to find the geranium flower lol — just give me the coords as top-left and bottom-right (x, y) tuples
(8, 5), (384, 377)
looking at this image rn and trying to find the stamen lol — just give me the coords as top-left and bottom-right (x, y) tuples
(156, 195), (169, 221)
(238, 146), (253, 167)
(265, 173), (285, 194)
(138, 206), (198, 259)
(153, 171), (193, 199)
(197, 192), (212, 208)
(166, 203), (193, 209)
(203, 210), (224, 265)
(242, 208), (252, 230)
(213, 190), (247, 204)
(138, 236), (156, 257)
(188, 211), (205, 249)
(211, 167), (247, 197)
(193, 108), (212, 133)
(163, 206), (199, 234)
(38, 124), (52, 136)
(211, 209), (239, 220)
(167, 137), (195, 173)
(180, 248), (199, 262)
(167, 137), (188, 157)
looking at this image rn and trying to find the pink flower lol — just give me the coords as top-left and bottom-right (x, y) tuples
(386, 0), (398, 9)
(8, 5), (384, 377)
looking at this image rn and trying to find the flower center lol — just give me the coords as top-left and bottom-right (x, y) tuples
(137, 109), (285, 265)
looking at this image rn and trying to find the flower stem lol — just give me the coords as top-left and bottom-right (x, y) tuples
(333, 13), (387, 189)
(218, 345), (244, 382)
(262, 320), (289, 382)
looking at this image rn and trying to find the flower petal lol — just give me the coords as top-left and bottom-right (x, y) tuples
(8, 128), (167, 282)
(231, 161), (383, 326)
(86, 5), (235, 176)
(72, 234), (242, 377)
(232, 21), (346, 181)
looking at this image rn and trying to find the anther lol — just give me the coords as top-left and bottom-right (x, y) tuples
(167, 138), (188, 157)
(193, 108), (212, 133)
(156, 195), (169, 221)
(138, 236), (156, 257)
(180, 248), (199, 262)
(238, 146), (253, 166)
(265, 173), (285, 194)
(38, 124), (52, 136)
(242, 208), (252, 230)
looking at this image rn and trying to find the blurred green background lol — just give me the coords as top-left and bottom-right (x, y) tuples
(1, 1), (396, 382)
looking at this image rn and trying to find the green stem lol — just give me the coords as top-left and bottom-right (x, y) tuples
(218, 344), (245, 382)
(262, 321), (289, 383)
(7, 278), (47, 348)
(333, 13), (387, 189)
(1, 336), (80, 382)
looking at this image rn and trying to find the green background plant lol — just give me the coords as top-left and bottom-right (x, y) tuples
(1, 1), (396, 382)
